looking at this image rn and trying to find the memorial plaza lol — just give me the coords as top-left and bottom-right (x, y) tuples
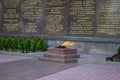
(0, 52), (120, 80)
(0, 0), (120, 80)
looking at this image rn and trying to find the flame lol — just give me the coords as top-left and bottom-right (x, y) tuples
(61, 41), (74, 46)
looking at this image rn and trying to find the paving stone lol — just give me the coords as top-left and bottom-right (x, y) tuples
(0, 53), (120, 80)
(37, 64), (120, 80)
(0, 54), (33, 63)
(0, 54), (79, 80)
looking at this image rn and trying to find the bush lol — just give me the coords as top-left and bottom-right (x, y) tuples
(36, 40), (42, 51)
(35, 38), (47, 51)
(1, 37), (6, 50)
(106, 54), (120, 62)
(0, 37), (3, 50)
(31, 38), (38, 52)
(117, 45), (120, 54)
(0, 37), (47, 53)
(7, 37), (13, 50)
(40, 38), (47, 51)
(17, 38), (24, 49)
(11, 37), (19, 49)
(24, 38), (31, 49)
(17, 38), (25, 53)
(113, 57), (120, 62)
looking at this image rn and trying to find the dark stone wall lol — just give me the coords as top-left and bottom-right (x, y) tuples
(0, 0), (120, 42)
(0, 0), (2, 33)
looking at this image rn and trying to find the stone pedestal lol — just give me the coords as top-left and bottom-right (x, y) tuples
(38, 48), (80, 63)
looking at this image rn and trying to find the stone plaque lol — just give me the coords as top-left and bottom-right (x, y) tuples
(97, 0), (120, 38)
(2, 0), (21, 34)
(0, 0), (120, 40)
(69, 0), (96, 36)
(43, 0), (68, 36)
(0, 0), (2, 33)
(21, 0), (43, 34)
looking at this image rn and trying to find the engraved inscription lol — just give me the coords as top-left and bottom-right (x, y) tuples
(22, 0), (42, 33)
(4, 0), (20, 8)
(98, 0), (120, 37)
(69, 0), (95, 36)
(0, 0), (2, 33)
(44, 0), (68, 36)
(0, 0), (120, 39)
(2, 0), (21, 33)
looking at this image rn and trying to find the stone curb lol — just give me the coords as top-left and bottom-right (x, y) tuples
(0, 51), (46, 57)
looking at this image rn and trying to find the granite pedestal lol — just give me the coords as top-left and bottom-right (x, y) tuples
(38, 48), (80, 63)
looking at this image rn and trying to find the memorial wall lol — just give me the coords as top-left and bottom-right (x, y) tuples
(0, 0), (120, 41)
(43, 0), (68, 36)
(97, 0), (120, 38)
(21, 0), (43, 34)
(0, 0), (2, 33)
(69, 0), (95, 36)
(2, 0), (21, 34)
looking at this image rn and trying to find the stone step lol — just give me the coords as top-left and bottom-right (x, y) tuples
(48, 48), (77, 54)
(38, 57), (78, 63)
(43, 53), (80, 59)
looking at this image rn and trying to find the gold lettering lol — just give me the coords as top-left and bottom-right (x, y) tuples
(98, 1), (120, 35)
(45, 0), (66, 33)
(69, 0), (95, 35)
(22, 0), (42, 33)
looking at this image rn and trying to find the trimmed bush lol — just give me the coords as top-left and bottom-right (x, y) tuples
(117, 45), (120, 54)
(11, 37), (19, 49)
(0, 37), (47, 53)
(36, 38), (47, 51)
(39, 38), (47, 51)
(24, 38), (31, 53)
(17, 38), (25, 53)
(17, 38), (24, 49)
(31, 38), (38, 52)
(1, 37), (6, 50)
(36, 40), (42, 51)
(24, 38), (31, 49)
(6, 37), (13, 50)
(0, 37), (2, 50)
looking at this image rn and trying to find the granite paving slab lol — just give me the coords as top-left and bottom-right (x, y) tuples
(37, 64), (120, 80)
(0, 54), (33, 63)
(0, 59), (79, 80)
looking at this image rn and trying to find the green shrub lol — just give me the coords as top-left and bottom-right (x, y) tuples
(39, 38), (47, 51)
(1, 37), (6, 50)
(0, 37), (2, 48)
(6, 37), (13, 50)
(24, 38), (31, 49)
(17, 38), (24, 49)
(11, 37), (19, 50)
(113, 57), (120, 62)
(36, 39), (42, 51)
(0, 37), (47, 53)
(117, 45), (120, 54)
(17, 38), (25, 53)
(0, 37), (3, 50)
(31, 38), (38, 52)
